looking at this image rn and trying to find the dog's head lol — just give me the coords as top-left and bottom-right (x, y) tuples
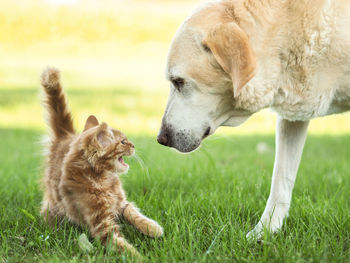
(158, 1), (257, 153)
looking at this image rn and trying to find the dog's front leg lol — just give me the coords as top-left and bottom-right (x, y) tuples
(247, 117), (309, 240)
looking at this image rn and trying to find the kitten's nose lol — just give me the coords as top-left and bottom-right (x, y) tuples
(157, 126), (170, 146)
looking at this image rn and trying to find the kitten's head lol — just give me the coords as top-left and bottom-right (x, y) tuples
(79, 115), (135, 174)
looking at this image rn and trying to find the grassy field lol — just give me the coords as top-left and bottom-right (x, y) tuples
(1, 79), (350, 262)
(1, 0), (350, 262)
(1, 127), (350, 262)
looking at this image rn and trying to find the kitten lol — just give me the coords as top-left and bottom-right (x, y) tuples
(40, 67), (163, 257)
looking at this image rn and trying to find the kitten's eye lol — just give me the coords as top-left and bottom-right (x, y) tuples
(171, 78), (185, 92)
(121, 139), (127, 145)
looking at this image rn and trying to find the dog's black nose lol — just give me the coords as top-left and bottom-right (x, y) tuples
(157, 126), (170, 146)
(157, 133), (169, 146)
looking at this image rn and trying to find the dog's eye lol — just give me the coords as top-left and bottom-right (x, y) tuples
(202, 43), (211, 53)
(171, 78), (185, 91)
(121, 139), (127, 145)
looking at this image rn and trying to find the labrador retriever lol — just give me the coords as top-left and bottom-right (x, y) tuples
(157, 0), (350, 239)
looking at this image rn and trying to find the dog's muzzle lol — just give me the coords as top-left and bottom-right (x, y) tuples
(157, 123), (203, 153)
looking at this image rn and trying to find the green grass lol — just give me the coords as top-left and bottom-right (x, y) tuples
(1, 127), (350, 262)
(1, 66), (350, 262)
(2, 0), (350, 261)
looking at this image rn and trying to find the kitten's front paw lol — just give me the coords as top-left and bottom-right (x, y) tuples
(145, 220), (163, 238)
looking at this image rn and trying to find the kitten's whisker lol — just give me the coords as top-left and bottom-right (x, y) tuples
(133, 152), (150, 179)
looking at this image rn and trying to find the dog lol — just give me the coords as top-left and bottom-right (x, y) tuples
(157, 0), (350, 239)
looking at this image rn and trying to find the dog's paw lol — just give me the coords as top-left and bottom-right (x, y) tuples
(247, 218), (285, 241)
(246, 224), (264, 241)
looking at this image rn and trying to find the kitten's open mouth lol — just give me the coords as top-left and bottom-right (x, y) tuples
(118, 157), (128, 167)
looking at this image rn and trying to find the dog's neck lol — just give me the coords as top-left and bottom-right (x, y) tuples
(225, 0), (281, 51)
(222, 0), (281, 112)
(232, 0), (335, 115)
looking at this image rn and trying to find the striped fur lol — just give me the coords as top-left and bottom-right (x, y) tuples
(41, 67), (75, 139)
(40, 67), (163, 258)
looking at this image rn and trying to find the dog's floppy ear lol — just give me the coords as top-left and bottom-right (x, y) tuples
(204, 22), (257, 98)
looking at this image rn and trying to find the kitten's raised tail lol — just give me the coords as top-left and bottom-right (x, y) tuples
(41, 67), (75, 138)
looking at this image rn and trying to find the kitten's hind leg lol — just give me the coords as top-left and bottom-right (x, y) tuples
(86, 210), (142, 259)
(40, 200), (64, 227)
(122, 203), (163, 238)
(114, 236), (143, 261)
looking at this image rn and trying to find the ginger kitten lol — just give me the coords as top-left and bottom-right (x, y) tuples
(40, 67), (163, 257)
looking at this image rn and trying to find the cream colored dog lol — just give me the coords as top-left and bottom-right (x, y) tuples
(157, 0), (350, 239)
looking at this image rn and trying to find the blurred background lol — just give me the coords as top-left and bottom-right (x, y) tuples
(2, 2), (350, 261)
(1, 0), (350, 136)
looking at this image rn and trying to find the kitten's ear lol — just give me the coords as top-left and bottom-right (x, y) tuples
(96, 123), (112, 148)
(84, 115), (99, 131)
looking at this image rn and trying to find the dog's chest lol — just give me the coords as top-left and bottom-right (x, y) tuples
(272, 66), (345, 121)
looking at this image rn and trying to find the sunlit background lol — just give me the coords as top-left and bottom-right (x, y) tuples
(1, 0), (350, 135)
